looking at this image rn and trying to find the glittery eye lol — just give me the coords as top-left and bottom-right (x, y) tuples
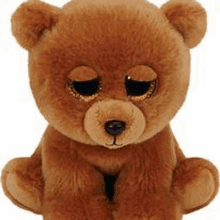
(125, 76), (157, 99)
(68, 77), (101, 96)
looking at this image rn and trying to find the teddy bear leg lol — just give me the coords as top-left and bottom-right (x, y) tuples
(172, 158), (219, 214)
(1, 156), (43, 214)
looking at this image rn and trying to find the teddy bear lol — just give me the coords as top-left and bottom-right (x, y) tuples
(1, 0), (219, 219)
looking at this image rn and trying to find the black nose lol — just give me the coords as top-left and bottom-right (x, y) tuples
(105, 120), (126, 136)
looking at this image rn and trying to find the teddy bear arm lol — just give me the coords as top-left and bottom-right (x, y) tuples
(1, 142), (44, 214)
(114, 161), (183, 220)
(113, 127), (184, 220)
(42, 126), (111, 220)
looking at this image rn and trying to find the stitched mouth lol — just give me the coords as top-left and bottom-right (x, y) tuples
(106, 137), (123, 147)
(106, 143), (123, 146)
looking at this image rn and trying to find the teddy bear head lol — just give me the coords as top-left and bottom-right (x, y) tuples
(11, 0), (207, 149)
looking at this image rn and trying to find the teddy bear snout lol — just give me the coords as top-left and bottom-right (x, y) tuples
(84, 100), (146, 148)
(105, 120), (126, 136)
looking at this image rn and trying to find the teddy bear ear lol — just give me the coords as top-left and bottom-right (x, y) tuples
(11, 0), (61, 50)
(161, 0), (207, 48)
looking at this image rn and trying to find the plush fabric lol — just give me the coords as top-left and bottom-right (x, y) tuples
(1, 0), (219, 219)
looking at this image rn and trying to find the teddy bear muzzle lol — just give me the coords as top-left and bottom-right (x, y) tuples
(84, 100), (146, 149)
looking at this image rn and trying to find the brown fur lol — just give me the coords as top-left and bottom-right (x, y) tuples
(1, 0), (219, 219)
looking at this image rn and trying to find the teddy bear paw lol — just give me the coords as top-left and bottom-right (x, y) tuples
(1, 158), (43, 214)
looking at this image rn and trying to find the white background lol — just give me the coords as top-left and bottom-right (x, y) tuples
(0, 0), (219, 219)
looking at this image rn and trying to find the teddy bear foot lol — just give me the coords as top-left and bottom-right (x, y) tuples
(1, 157), (43, 214)
(172, 157), (219, 214)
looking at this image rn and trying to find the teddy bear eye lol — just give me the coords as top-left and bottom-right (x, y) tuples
(68, 77), (101, 96)
(125, 76), (156, 98)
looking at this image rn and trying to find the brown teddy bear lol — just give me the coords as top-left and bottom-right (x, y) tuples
(1, 0), (219, 219)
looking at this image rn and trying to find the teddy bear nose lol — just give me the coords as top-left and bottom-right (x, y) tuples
(105, 120), (126, 136)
